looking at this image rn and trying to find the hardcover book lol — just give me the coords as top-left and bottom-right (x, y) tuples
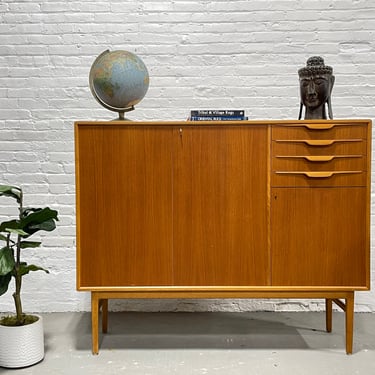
(190, 109), (245, 117)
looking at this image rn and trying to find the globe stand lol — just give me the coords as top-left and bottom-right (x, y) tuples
(117, 106), (135, 121)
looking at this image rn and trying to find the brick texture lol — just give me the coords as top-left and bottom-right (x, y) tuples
(0, 0), (374, 313)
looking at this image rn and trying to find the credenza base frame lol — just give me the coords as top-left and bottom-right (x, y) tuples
(90, 290), (355, 355)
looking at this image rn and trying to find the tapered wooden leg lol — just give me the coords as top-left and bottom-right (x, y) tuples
(345, 292), (354, 355)
(91, 292), (100, 355)
(325, 298), (333, 332)
(101, 299), (108, 333)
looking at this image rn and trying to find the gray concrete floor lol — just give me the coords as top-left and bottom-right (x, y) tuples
(1, 311), (375, 374)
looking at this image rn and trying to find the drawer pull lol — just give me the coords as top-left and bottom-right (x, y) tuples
(304, 124), (335, 130)
(304, 140), (335, 146)
(276, 139), (362, 146)
(303, 155), (335, 162)
(275, 171), (362, 178)
(276, 155), (362, 162)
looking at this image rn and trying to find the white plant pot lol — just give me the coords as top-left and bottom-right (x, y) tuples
(0, 315), (44, 368)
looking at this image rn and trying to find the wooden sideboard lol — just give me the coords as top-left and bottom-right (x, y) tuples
(75, 119), (371, 354)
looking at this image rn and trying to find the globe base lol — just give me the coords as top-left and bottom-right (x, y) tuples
(118, 106), (135, 120)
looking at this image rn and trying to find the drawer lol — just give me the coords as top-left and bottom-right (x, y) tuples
(272, 123), (367, 140)
(273, 154), (366, 172)
(271, 170), (366, 187)
(273, 139), (366, 156)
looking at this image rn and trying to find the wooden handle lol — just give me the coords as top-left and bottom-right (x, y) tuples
(276, 155), (362, 162)
(304, 124), (336, 130)
(303, 155), (335, 162)
(275, 139), (362, 146)
(276, 171), (362, 178)
(302, 139), (362, 146)
(275, 139), (335, 146)
(304, 139), (335, 146)
(304, 171), (335, 178)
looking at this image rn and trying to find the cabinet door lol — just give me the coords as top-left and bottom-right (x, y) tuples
(271, 187), (368, 287)
(76, 126), (173, 287)
(173, 126), (269, 286)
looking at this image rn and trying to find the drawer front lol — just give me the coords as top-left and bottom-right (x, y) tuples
(273, 139), (366, 156)
(272, 123), (367, 140)
(272, 123), (368, 187)
(272, 170), (366, 187)
(273, 154), (366, 172)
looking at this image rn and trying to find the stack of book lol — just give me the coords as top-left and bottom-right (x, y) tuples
(189, 110), (247, 121)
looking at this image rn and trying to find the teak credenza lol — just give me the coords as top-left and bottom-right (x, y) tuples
(75, 119), (371, 354)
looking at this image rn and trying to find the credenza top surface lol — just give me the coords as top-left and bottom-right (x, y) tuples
(75, 119), (372, 127)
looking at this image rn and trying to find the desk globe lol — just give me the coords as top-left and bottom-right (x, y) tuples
(89, 50), (150, 120)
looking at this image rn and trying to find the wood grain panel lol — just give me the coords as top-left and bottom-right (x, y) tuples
(271, 171), (366, 187)
(272, 123), (367, 140)
(271, 152), (366, 187)
(271, 187), (368, 287)
(272, 140), (366, 156)
(173, 126), (269, 286)
(76, 125), (173, 287)
(273, 154), (365, 172)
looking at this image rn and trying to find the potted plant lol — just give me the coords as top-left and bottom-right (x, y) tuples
(0, 184), (58, 368)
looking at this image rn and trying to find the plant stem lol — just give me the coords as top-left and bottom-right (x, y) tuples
(13, 190), (24, 325)
(13, 268), (23, 325)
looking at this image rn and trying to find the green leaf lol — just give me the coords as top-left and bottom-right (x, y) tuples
(6, 228), (29, 236)
(28, 218), (57, 232)
(0, 234), (7, 242)
(0, 272), (12, 296)
(20, 241), (42, 249)
(19, 263), (49, 276)
(0, 246), (15, 276)
(0, 185), (22, 203)
(20, 207), (58, 236)
(0, 219), (20, 234)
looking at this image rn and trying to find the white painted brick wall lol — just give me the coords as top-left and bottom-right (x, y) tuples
(1, 0), (375, 313)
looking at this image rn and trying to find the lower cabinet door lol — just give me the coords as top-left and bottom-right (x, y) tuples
(271, 187), (368, 287)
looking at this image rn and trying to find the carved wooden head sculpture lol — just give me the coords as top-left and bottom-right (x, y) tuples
(298, 56), (335, 120)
